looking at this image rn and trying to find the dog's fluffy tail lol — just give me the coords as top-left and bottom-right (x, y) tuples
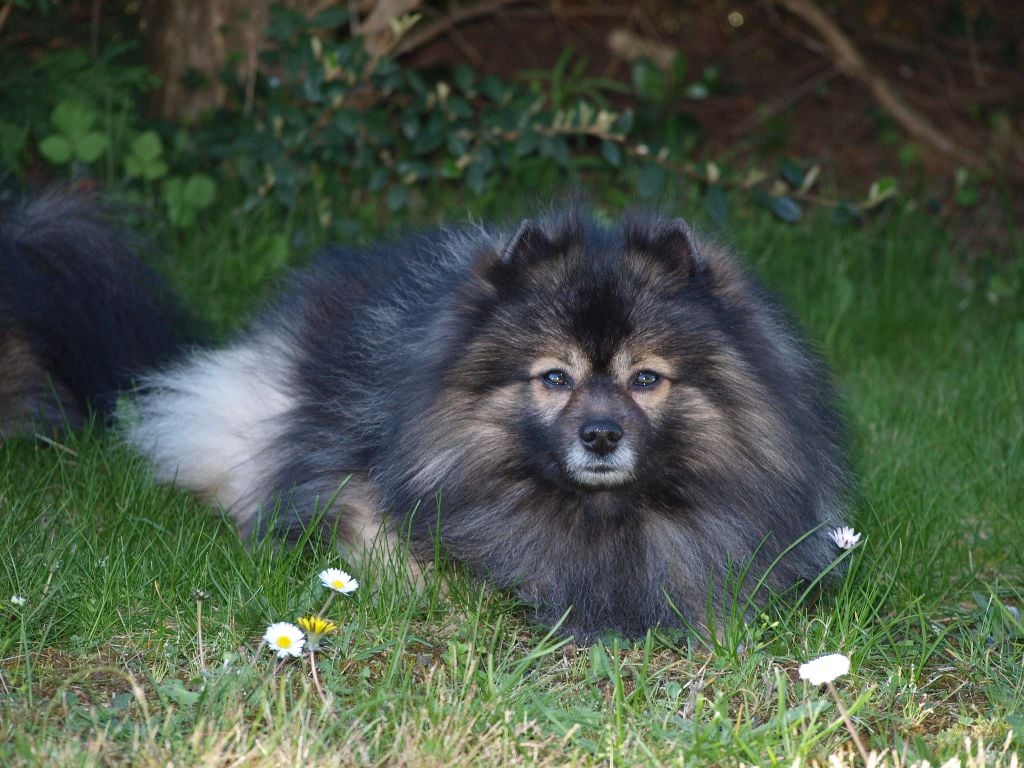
(0, 193), (192, 436)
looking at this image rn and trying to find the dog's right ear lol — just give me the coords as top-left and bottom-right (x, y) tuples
(625, 218), (700, 279)
(500, 219), (553, 266)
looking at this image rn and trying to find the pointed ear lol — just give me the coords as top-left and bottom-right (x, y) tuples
(627, 218), (699, 278)
(501, 219), (553, 265)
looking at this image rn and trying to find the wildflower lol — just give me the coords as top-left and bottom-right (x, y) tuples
(319, 568), (358, 594)
(798, 653), (850, 685)
(263, 622), (305, 659)
(829, 526), (862, 550)
(10, 595), (26, 606)
(192, 589), (211, 602)
(297, 616), (337, 651)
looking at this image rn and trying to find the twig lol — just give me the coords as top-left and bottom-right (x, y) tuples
(392, 0), (535, 59)
(775, 0), (976, 164)
(32, 433), (79, 457)
(0, 4), (11, 36)
(90, 0), (102, 59)
(360, 0), (423, 58)
(730, 65), (840, 138)
(963, 10), (987, 88)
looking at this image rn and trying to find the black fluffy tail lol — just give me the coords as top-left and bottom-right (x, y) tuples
(0, 193), (192, 436)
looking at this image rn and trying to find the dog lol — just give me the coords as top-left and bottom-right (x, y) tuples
(0, 194), (850, 638)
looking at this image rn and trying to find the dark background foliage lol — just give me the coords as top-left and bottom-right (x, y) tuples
(0, 1), (1021, 266)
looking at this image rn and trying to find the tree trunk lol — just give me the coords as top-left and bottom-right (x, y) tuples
(140, 0), (335, 119)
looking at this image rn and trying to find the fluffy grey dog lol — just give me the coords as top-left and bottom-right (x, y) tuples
(1, 195), (850, 639)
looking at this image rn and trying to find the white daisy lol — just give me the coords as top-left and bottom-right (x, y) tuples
(829, 526), (862, 550)
(263, 622), (305, 659)
(319, 568), (358, 594)
(798, 653), (850, 685)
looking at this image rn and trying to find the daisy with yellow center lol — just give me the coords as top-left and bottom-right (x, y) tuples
(319, 568), (358, 594)
(297, 615), (337, 651)
(263, 621), (305, 659)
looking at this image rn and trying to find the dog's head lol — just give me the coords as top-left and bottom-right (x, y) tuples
(433, 211), (749, 501)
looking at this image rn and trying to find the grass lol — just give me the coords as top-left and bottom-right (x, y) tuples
(1, 189), (1022, 766)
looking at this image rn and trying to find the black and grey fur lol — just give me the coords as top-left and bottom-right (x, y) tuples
(1, 195), (850, 639)
(0, 195), (188, 436)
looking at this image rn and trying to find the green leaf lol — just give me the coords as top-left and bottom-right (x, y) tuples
(312, 6), (349, 28)
(396, 160), (431, 182)
(447, 96), (473, 119)
(454, 65), (475, 95)
(124, 155), (143, 178)
(50, 101), (96, 140)
(38, 135), (73, 165)
(267, 6), (307, 42)
(986, 273), (1016, 304)
(75, 132), (108, 163)
(157, 680), (201, 708)
(600, 140), (621, 168)
(446, 133), (468, 158)
(368, 167), (390, 193)
(632, 59), (667, 102)
(767, 195), (801, 223)
(832, 201), (862, 226)
(183, 174), (216, 208)
(542, 135), (571, 169)
(439, 158), (462, 180)
(480, 75), (505, 103)
(778, 158), (805, 188)
(386, 184), (408, 212)
(142, 159), (168, 181)
(0, 120), (28, 169)
(612, 110), (634, 135)
(636, 162), (666, 199)
(588, 644), (610, 678)
(465, 161), (488, 196)
(684, 82), (709, 100)
(515, 130), (538, 158)
(162, 176), (186, 226)
(703, 185), (728, 226)
(955, 183), (979, 208)
(131, 131), (164, 162)
(865, 177), (898, 208)
(401, 115), (421, 140)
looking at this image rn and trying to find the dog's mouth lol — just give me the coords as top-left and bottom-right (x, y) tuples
(572, 466), (634, 488)
(564, 446), (637, 489)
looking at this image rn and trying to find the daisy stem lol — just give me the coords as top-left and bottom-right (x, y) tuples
(19, 613), (32, 708)
(196, 598), (206, 671)
(317, 591), (336, 618)
(827, 681), (870, 764)
(309, 650), (328, 705)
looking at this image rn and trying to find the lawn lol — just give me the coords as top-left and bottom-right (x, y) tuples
(1, 193), (1021, 766)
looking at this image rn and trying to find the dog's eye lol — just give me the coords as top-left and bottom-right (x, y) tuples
(631, 371), (660, 389)
(541, 370), (572, 388)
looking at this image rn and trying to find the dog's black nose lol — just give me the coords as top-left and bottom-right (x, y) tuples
(579, 420), (623, 455)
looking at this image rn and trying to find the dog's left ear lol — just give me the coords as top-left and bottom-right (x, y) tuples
(501, 219), (553, 266)
(627, 218), (700, 278)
